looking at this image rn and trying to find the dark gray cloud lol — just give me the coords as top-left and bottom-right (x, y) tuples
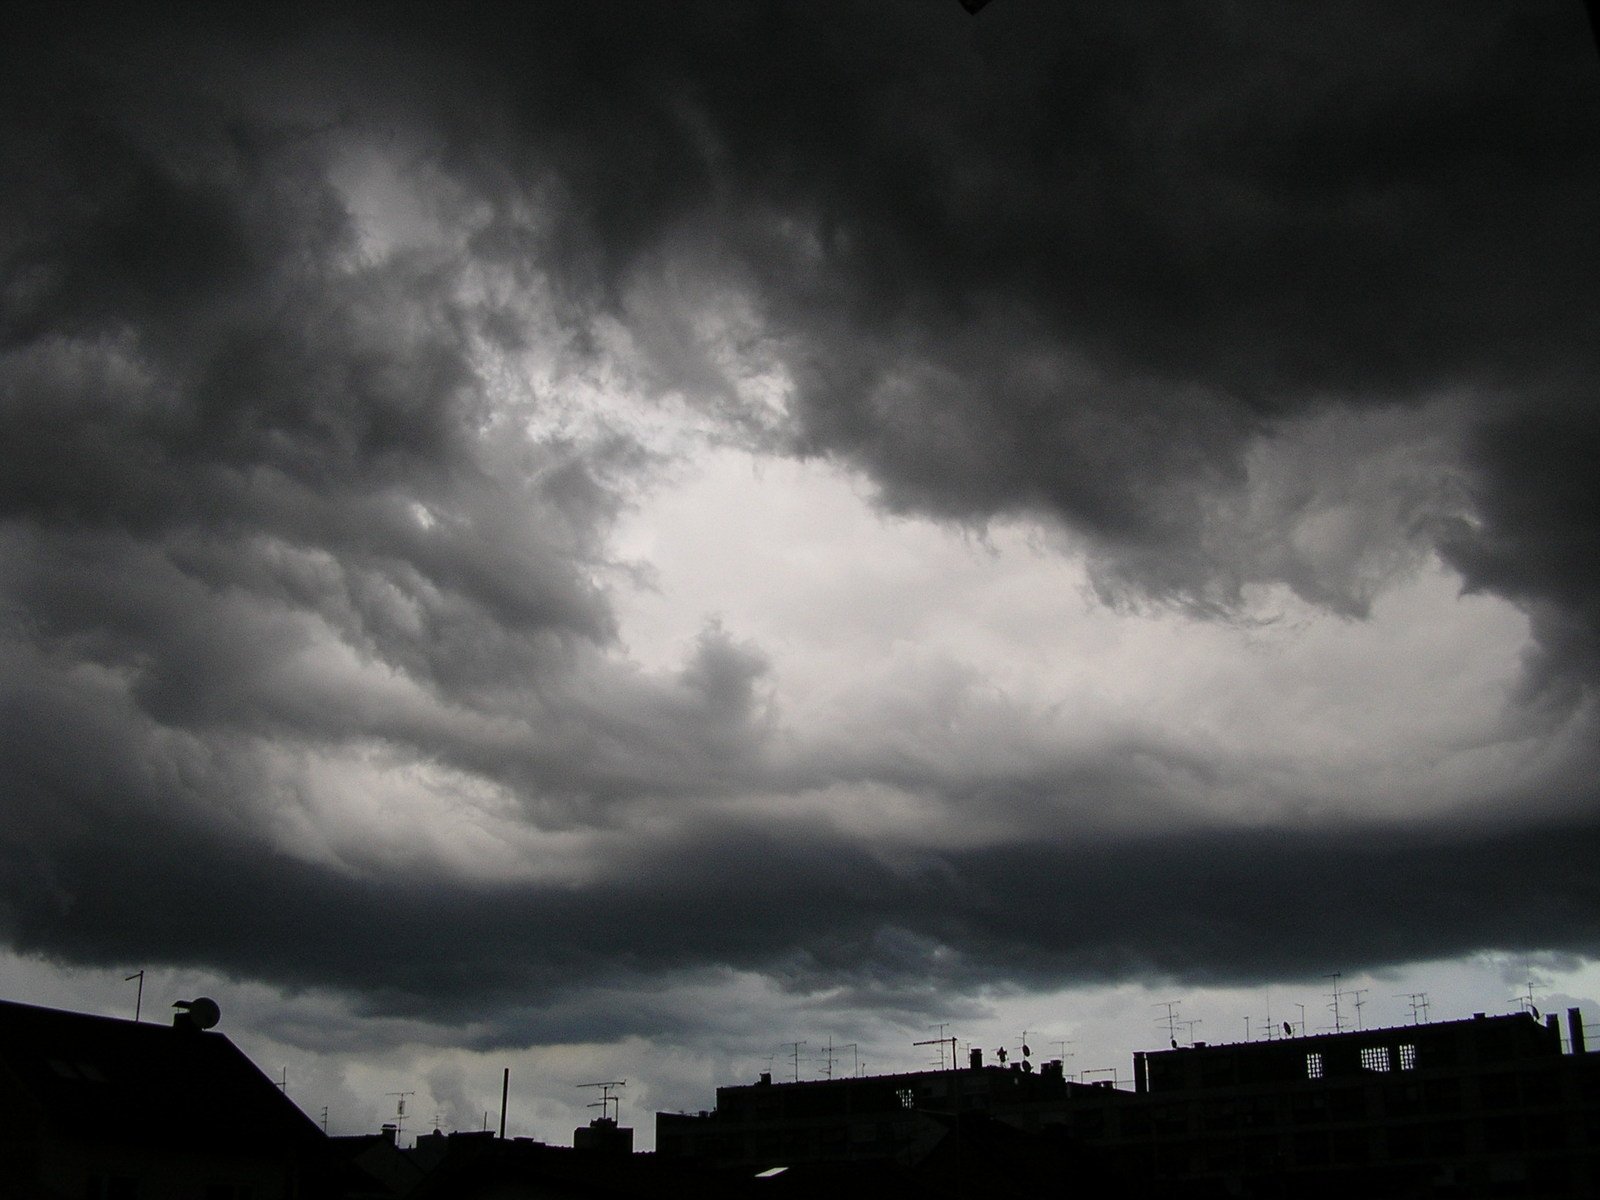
(5, 757), (1598, 1043)
(2, 0), (1599, 1047)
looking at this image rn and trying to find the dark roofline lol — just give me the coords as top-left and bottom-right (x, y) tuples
(1140, 1009), (1550, 1060)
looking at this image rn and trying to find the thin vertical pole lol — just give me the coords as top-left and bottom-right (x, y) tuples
(125, 971), (144, 1022)
(499, 1068), (509, 1139)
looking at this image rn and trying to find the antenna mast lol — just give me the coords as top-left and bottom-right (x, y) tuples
(386, 1091), (415, 1144)
(576, 1080), (627, 1123)
(1154, 1000), (1183, 1046)
(913, 1031), (957, 1072)
(125, 971), (145, 1023)
(1324, 973), (1345, 1033)
(782, 1041), (807, 1083)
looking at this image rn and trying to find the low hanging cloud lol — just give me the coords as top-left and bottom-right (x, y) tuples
(2, 0), (1599, 1047)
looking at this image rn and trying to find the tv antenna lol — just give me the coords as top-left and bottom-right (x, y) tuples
(386, 1091), (415, 1142)
(276, 1067), (288, 1094)
(1154, 1000), (1183, 1047)
(782, 1041), (807, 1083)
(821, 1036), (836, 1079)
(1052, 1038), (1074, 1063)
(125, 970), (145, 1022)
(320, 1106), (329, 1134)
(841, 1043), (861, 1077)
(1179, 1018), (1202, 1046)
(1395, 992), (1431, 1024)
(1349, 988), (1369, 1030)
(1514, 979), (1540, 1018)
(1295, 1003), (1308, 1037)
(914, 1028), (956, 1071)
(576, 1080), (626, 1123)
(1324, 974), (1346, 1033)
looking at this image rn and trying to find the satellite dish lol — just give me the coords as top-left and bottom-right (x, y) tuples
(1283, 1022), (1293, 1037)
(1171, 1039), (1178, 1049)
(1022, 1043), (1032, 1058)
(1530, 1005), (1540, 1019)
(173, 997), (221, 1030)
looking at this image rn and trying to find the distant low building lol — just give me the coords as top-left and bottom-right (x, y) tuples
(0, 996), (328, 1199)
(659, 1010), (1600, 1198)
(656, 1056), (1119, 1170)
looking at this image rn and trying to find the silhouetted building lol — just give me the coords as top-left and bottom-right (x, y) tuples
(0, 997), (327, 1199)
(659, 1011), (1600, 1198)
(655, 1057), (1120, 1169)
(1091, 1011), (1600, 1198)
(572, 1115), (634, 1156)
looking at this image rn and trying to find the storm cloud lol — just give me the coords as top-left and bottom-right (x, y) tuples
(3, 0), (1599, 1074)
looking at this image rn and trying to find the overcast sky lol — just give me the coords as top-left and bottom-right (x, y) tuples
(4, 0), (1599, 1145)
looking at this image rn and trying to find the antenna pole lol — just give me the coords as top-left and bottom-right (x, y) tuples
(125, 971), (145, 1022)
(783, 1041), (807, 1083)
(1324, 973), (1344, 1033)
(386, 1091), (415, 1144)
(1154, 1000), (1182, 1045)
(913, 1033), (954, 1072)
(499, 1068), (509, 1139)
(577, 1080), (627, 1123)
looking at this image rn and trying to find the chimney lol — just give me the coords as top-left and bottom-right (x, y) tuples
(381, 1124), (397, 1145)
(969, 1047), (983, 1070)
(1569, 1008), (1587, 1055)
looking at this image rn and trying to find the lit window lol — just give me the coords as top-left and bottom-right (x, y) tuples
(1305, 1053), (1323, 1080)
(1360, 1046), (1391, 1072)
(1398, 1044), (1417, 1071)
(897, 1088), (915, 1109)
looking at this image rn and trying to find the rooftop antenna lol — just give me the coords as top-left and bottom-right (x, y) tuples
(1052, 1039), (1074, 1064)
(125, 971), (145, 1023)
(1179, 1018), (1202, 1046)
(914, 1031), (956, 1072)
(1261, 992), (1275, 1040)
(1515, 979), (1540, 1018)
(821, 1036), (836, 1079)
(1154, 1000), (1183, 1047)
(783, 1041), (807, 1083)
(1296, 1004), (1308, 1037)
(1324, 974), (1345, 1033)
(386, 1092), (415, 1144)
(276, 1067), (288, 1094)
(1351, 989), (1369, 1031)
(320, 1106), (329, 1135)
(576, 1080), (626, 1123)
(842, 1043), (861, 1077)
(1244, 1015), (1250, 1042)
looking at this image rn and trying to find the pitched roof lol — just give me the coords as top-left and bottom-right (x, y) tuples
(0, 998), (324, 1152)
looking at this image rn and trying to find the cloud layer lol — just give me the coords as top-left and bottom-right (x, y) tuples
(3, 0), (1598, 1055)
